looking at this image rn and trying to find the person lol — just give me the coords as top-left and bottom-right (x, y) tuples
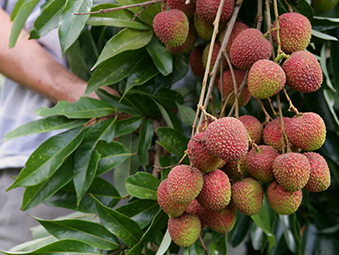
(0, 0), (117, 249)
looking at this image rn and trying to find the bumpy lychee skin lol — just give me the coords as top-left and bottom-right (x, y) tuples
(167, 0), (196, 20)
(222, 153), (249, 183)
(272, 12), (312, 53)
(196, 0), (234, 26)
(304, 152), (331, 192)
(273, 152), (310, 192)
(282, 51), (323, 93)
(285, 112), (326, 151)
(245, 145), (280, 183)
(194, 13), (214, 41)
(168, 212), (201, 247)
(190, 43), (206, 77)
(167, 23), (197, 55)
(167, 165), (203, 203)
(220, 22), (249, 52)
(263, 117), (291, 151)
(239, 115), (263, 145)
(205, 117), (249, 161)
(231, 177), (264, 216)
(267, 181), (303, 215)
(199, 203), (237, 233)
(230, 28), (273, 70)
(196, 169), (231, 210)
(187, 132), (224, 173)
(217, 69), (251, 107)
(202, 42), (228, 74)
(153, 9), (189, 47)
(157, 179), (189, 217)
(248, 60), (286, 99)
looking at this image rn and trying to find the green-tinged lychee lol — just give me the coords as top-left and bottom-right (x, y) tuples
(187, 132), (224, 173)
(239, 115), (263, 145)
(157, 179), (189, 217)
(194, 13), (214, 41)
(167, 165), (203, 203)
(167, 0), (196, 19)
(221, 153), (249, 182)
(282, 51), (323, 93)
(196, 0), (234, 26)
(230, 28), (273, 70)
(199, 203), (237, 233)
(231, 177), (264, 216)
(190, 43), (206, 77)
(245, 145), (280, 183)
(153, 9), (189, 47)
(220, 22), (249, 52)
(285, 112), (326, 151)
(272, 12), (312, 53)
(205, 117), (249, 161)
(263, 117), (291, 151)
(196, 169), (231, 210)
(312, 0), (339, 12)
(273, 152), (310, 192)
(168, 212), (201, 247)
(267, 181), (303, 215)
(202, 42), (228, 74)
(167, 23), (197, 54)
(304, 152), (331, 192)
(247, 60), (286, 99)
(217, 69), (251, 107)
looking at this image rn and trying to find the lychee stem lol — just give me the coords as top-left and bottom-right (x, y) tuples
(152, 142), (161, 179)
(199, 236), (209, 255)
(226, 71), (248, 118)
(282, 0), (294, 13)
(224, 51), (239, 118)
(273, 0), (284, 55)
(275, 52), (287, 63)
(255, 98), (272, 125)
(283, 88), (300, 115)
(276, 93), (289, 154)
(256, 0), (263, 30)
(265, 0), (275, 59)
(199, 105), (217, 121)
(267, 97), (279, 118)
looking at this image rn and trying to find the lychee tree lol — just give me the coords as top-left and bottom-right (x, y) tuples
(2, 0), (339, 254)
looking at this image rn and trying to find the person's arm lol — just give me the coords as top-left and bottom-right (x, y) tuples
(0, 8), (118, 103)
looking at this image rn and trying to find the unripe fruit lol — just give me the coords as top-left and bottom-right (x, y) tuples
(273, 152), (310, 192)
(166, 23), (197, 54)
(196, 169), (231, 210)
(196, 0), (234, 26)
(153, 9), (189, 47)
(263, 117), (291, 151)
(230, 28), (273, 70)
(247, 59), (286, 99)
(231, 177), (263, 216)
(167, 0), (196, 19)
(168, 212), (201, 247)
(239, 115), (263, 145)
(272, 12), (312, 53)
(194, 13), (213, 41)
(220, 22), (249, 52)
(282, 51), (323, 93)
(202, 42), (228, 74)
(205, 117), (249, 161)
(167, 165), (203, 203)
(267, 181), (303, 215)
(304, 152), (331, 192)
(285, 112), (326, 151)
(190, 43), (206, 77)
(157, 179), (189, 217)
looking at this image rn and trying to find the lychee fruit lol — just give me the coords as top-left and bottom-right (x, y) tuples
(196, 169), (231, 210)
(157, 179), (189, 217)
(220, 21), (249, 53)
(263, 117), (291, 151)
(167, 164), (203, 203)
(239, 115), (263, 145)
(196, 0), (234, 26)
(231, 177), (264, 216)
(272, 12), (312, 53)
(285, 112), (326, 151)
(282, 51), (323, 93)
(247, 59), (286, 99)
(202, 41), (228, 74)
(304, 152), (331, 192)
(153, 9), (189, 47)
(245, 145), (280, 183)
(221, 153), (249, 182)
(267, 181), (303, 215)
(272, 152), (310, 192)
(190, 43), (206, 77)
(205, 117), (249, 161)
(230, 28), (273, 70)
(168, 212), (201, 247)
(187, 132), (224, 173)
(194, 13), (214, 41)
(167, 0), (196, 20)
(167, 22), (197, 54)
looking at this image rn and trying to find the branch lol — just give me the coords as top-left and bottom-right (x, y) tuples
(224, 51), (239, 118)
(256, 0), (263, 30)
(265, 0), (275, 59)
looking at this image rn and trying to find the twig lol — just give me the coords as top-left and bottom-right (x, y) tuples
(255, 98), (272, 124)
(265, 0), (275, 59)
(152, 142), (161, 178)
(276, 93), (288, 154)
(199, 105), (218, 121)
(267, 97), (279, 117)
(199, 236), (209, 255)
(283, 0), (293, 12)
(273, 0), (283, 55)
(132, 3), (153, 21)
(283, 88), (299, 115)
(153, 152), (188, 171)
(226, 71), (248, 118)
(256, 0), (263, 30)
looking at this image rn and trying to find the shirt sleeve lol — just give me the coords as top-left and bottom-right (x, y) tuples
(0, 0), (5, 8)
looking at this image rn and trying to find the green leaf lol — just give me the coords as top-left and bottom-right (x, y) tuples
(115, 116), (144, 138)
(154, 89), (184, 108)
(301, 223), (317, 255)
(22, 157), (73, 211)
(125, 172), (160, 200)
(152, 100), (174, 129)
(96, 140), (132, 175)
(85, 49), (145, 96)
(0, 239), (100, 254)
(35, 97), (115, 118)
(10, 0), (25, 20)
(92, 196), (143, 247)
(58, 0), (93, 53)
(124, 93), (161, 116)
(278, 215), (297, 253)
(92, 28), (153, 69)
(320, 44), (336, 92)
(251, 223), (265, 251)
(29, 0), (66, 39)
(35, 218), (121, 250)
(137, 118), (154, 167)
(7, 127), (85, 190)
(314, 235), (339, 255)
(9, 0), (40, 48)
(4, 116), (87, 141)
(155, 229), (172, 255)
(9, 236), (59, 252)
(146, 36), (173, 76)
(312, 29), (339, 41)
(175, 102), (196, 127)
(209, 233), (227, 255)
(228, 212), (251, 247)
